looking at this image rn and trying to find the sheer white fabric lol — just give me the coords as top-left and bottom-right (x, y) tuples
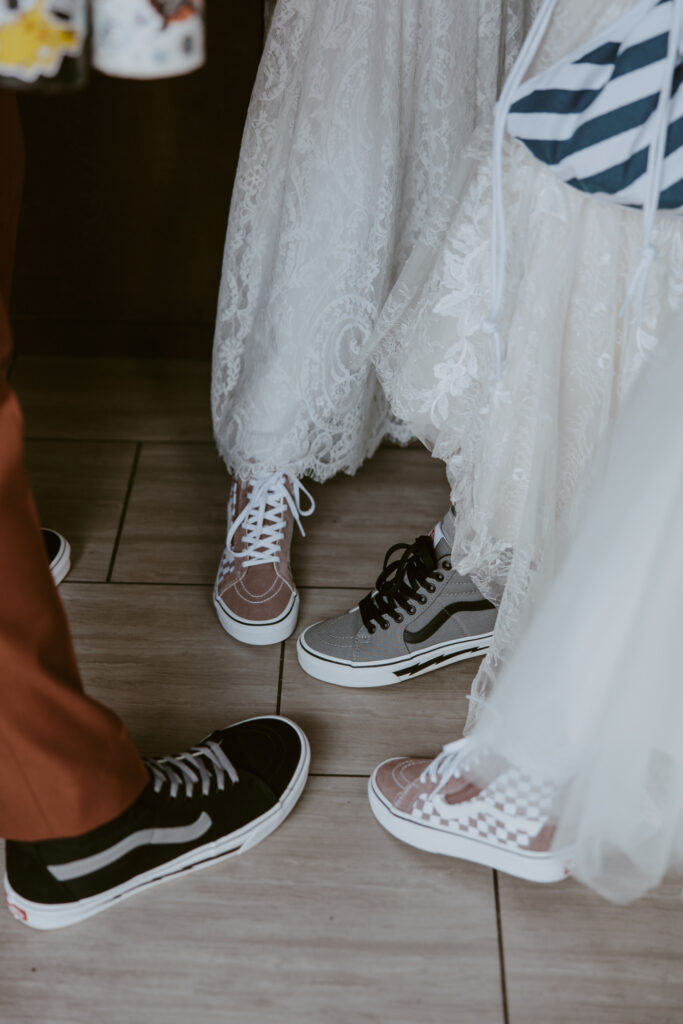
(361, 0), (683, 726)
(212, 0), (534, 483)
(473, 322), (683, 903)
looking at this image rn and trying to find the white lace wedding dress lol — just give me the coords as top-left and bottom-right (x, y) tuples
(211, 0), (537, 483)
(362, 0), (683, 725)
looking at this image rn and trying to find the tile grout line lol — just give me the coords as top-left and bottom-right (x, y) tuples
(106, 442), (142, 583)
(493, 870), (511, 1024)
(64, 579), (213, 588)
(23, 436), (148, 448)
(309, 773), (369, 779)
(60, 580), (372, 590)
(275, 642), (285, 715)
(24, 436), (214, 446)
(23, 435), (418, 451)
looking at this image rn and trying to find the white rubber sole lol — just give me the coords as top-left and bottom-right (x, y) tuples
(49, 537), (71, 587)
(213, 591), (299, 646)
(297, 629), (493, 688)
(5, 718), (310, 931)
(368, 772), (573, 884)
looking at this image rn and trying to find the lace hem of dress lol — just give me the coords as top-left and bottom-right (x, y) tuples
(211, 0), (531, 482)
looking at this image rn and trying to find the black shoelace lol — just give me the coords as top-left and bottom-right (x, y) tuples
(359, 535), (450, 634)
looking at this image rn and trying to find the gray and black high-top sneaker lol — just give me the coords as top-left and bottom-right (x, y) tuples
(297, 509), (497, 688)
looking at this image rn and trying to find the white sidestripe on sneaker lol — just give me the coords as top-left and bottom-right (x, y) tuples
(48, 813), (213, 881)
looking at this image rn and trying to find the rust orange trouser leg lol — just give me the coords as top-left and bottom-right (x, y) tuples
(0, 95), (148, 842)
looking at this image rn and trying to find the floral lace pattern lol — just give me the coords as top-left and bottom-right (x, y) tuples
(363, 0), (683, 729)
(211, 0), (532, 482)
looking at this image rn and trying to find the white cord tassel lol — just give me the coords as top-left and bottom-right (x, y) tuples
(487, 0), (683, 378)
(620, 0), (683, 337)
(485, 0), (561, 379)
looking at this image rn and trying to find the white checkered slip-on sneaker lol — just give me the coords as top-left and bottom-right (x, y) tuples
(368, 738), (573, 884)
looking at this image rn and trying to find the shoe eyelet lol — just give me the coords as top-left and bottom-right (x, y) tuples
(418, 595), (428, 605)
(425, 584), (435, 594)
(380, 620), (390, 630)
(406, 604), (416, 615)
(434, 573), (444, 582)
(368, 625), (376, 635)
(443, 559), (452, 571)
(394, 614), (404, 623)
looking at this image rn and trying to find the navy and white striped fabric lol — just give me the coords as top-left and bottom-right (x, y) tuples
(506, 0), (683, 210)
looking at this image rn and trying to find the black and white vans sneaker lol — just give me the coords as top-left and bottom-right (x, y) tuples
(43, 528), (71, 586)
(5, 716), (310, 930)
(297, 510), (497, 688)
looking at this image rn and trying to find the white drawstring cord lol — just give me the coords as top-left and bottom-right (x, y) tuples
(226, 473), (315, 569)
(619, 241), (659, 321)
(485, 0), (561, 379)
(466, 692), (489, 713)
(487, 0), (682, 378)
(619, 0), (683, 332)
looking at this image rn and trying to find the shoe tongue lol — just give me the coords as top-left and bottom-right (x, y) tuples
(440, 506), (456, 545)
(431, 508), (455, 560)
(442, 778), (484, 804)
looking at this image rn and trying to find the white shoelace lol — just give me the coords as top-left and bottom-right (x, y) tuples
(421, 735), (563, 813)
(146, 741), (239, 799)
(225, 472), (315, 569)
(419, 737), (480, 796)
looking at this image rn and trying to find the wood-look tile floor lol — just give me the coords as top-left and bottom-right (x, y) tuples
(4, 354), (683, 1024)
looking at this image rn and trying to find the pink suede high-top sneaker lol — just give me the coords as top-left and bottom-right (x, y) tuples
(214, 473), (315, 646)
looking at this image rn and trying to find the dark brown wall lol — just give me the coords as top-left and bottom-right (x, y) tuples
(11, 2), (263, 357)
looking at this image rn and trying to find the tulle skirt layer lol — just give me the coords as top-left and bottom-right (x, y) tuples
(474, 325), (683, 903)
